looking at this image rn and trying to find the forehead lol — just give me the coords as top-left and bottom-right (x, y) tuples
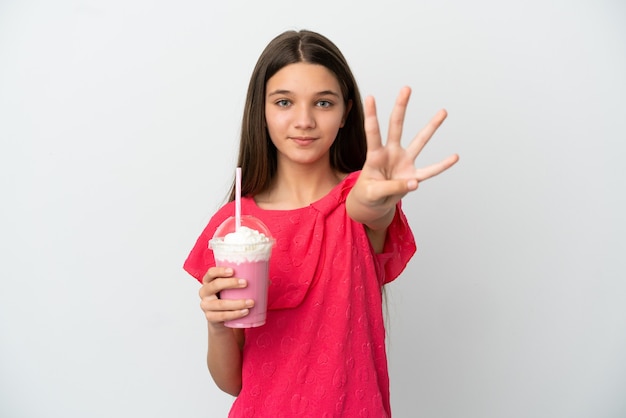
(266, 63), (342, 95)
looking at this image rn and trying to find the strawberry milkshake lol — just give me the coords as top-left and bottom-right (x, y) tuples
(209, 216), (274, 328)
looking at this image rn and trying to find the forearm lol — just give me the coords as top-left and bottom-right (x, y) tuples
(347, 202), (395, 232)
(346, 191), (397, 253)
(207, 324), (244, 396)
(346, 189), (396, 231)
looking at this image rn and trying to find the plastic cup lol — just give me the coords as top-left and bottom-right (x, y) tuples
(209, 215), (274, 328)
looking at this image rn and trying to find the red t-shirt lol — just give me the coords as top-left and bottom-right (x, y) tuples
(184, 171), (416, 417)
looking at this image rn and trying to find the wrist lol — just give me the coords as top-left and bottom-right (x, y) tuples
(207, 321), (230, 336)
(363, 205), (396, 231)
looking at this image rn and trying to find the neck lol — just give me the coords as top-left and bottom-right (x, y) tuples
(256, 160), (345, 210)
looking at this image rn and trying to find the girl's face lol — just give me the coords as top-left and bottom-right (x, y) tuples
(265, 63), (351, 169)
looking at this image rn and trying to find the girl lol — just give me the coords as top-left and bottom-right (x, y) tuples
(184, 29), (458, 417)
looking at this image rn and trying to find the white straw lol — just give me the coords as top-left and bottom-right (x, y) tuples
(235, 166), (241, 231)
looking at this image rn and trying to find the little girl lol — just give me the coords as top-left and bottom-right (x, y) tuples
(184, 29), (458, 417)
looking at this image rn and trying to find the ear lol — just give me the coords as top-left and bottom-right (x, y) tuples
(340, 99), (353, 127)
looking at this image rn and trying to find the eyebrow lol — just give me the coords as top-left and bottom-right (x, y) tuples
(266, 89), (341, 98)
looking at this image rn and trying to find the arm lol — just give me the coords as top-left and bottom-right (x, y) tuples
(199, 266), (253, 396)
(206, 324), (244, 396)
(346, 86), (459, 252)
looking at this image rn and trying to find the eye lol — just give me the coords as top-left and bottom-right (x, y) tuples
(316, 100), (332, 108)
(276, 99), (291, 107)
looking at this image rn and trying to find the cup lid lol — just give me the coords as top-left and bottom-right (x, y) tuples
(212, 215), (273, 239)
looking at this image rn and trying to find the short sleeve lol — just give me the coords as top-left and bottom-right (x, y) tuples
(183, 203), (235, 283)
(374, 200), (417, 285)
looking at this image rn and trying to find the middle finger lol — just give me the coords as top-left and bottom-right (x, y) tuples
(387, 86), (412, 146)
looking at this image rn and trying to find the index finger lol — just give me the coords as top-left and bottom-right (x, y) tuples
(364, 95), (383, 152)
(202, 266), (234, 284)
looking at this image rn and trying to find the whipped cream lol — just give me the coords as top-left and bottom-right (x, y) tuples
(211, 226), (273, 263)
(223, 226), (271, 245)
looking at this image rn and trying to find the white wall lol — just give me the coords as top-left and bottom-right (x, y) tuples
(1, 1), (624, 417)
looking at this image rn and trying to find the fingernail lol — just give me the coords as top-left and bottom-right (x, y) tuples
(407, 179), (418, 190)
(245, 299), (254, 307)
(225, 268), (233, 275)
(240, 309), (249, 315)
(238, 279), (247, 286)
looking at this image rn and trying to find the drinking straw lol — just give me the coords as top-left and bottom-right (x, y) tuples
(235, 167), (241, 231)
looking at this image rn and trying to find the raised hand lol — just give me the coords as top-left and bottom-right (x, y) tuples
(346, 86), (459, 239)
(352, 86), (459, 210)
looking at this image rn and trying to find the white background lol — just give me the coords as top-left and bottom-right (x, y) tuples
(1, 1), (625, 417)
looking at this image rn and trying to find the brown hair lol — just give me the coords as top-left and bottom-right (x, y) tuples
(228, 30), (366, 201)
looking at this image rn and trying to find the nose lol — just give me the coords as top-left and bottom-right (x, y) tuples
(293, 104), (316, 130)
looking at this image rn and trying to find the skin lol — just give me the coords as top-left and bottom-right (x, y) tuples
(198, 63), (459, 396)
(346, 86), (460, 251)
(258, 63), (352, 208)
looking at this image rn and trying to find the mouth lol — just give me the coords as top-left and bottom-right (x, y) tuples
(290, 136), (317, 146)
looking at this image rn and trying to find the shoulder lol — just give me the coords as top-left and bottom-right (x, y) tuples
(342, 170), (360, 184)
(201, 201), (237, 235)
(335, 170), (361, 201)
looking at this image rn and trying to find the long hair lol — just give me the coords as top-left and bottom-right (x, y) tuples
(228, 30), (366, 201)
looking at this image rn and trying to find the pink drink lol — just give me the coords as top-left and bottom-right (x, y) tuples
(209, 216), (274, 328)
(217, 259), (270, 328)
